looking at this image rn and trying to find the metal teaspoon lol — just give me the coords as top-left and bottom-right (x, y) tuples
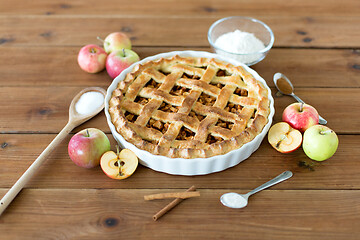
(273, 72), (327, 125)
(220, 171), (293, 209)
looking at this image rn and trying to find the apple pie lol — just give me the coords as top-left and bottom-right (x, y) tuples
(109, 55), (270, 158)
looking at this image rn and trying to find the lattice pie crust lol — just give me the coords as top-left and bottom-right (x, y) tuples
(109, 55), (270, 158)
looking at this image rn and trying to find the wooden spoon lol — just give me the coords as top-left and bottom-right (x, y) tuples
(0, 87), (107, 216)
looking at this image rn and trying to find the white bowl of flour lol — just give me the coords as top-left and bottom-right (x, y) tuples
(208, 16), (274, 66)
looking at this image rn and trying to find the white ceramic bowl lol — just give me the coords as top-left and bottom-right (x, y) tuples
(105, 51), (274, 176)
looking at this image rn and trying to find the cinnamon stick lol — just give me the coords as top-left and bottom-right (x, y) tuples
(144, 191), (200, 201)
(152, 185), (197, 221)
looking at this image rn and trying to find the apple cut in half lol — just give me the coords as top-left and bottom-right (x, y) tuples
(100, 148), (138, 180)
(268, 122), (302, 153)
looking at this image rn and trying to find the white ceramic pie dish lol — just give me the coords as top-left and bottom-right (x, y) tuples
(104, 50), (274, 176)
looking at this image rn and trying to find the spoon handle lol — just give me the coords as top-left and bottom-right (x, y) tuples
(247, 171), (293, 197)
(0, 121), (75, 216)
(290, 94), (327, 125)
(290, 93), (305, 104)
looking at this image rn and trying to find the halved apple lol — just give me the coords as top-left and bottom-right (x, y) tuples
(268, 122), (302, 153)
(100, 148), (138, 180)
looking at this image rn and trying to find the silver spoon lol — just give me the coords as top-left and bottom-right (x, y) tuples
(273, 72), (327, 125)
(220, 171), (293, 209)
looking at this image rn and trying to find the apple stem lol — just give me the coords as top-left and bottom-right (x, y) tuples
(96, 36), (105, 43)
(320, 130), (333, 135)
(122, 48), (126, 57)
(300, 103), (304, 112)
(86, 129), (90, 137)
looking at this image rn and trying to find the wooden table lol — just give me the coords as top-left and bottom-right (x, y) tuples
(1, 0), (359, 239)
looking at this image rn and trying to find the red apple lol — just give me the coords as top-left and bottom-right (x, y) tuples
(268, 122), (302, 153)
(77, 44), (107, 73)
(100, 148), (138, 180)
(68, 128), (111, 168)
(282, 102), (319, 132)
(101, 32), (132, 53)
(106, 48), (140, 79)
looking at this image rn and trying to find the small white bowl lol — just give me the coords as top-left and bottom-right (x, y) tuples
(105, 51), (274, 176)
(208, 16), (274, 66)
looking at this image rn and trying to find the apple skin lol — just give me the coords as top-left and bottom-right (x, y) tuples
(282, 102), (319, 132)
(77, 44), (107, 73)
(68, 128), (111, 168)
(103, 32), (131, 53)
(302, 125), (339, 161)
(106, 49), (140, 79)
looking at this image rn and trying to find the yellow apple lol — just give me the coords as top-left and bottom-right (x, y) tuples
(100, 148), (138, 180)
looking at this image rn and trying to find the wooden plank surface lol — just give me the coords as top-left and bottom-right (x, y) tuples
(0, 86), (358, 133)
(0, 134), (358, 190)
(0, 47), (359, 88)
(1, 0), (359, 17)
(1, 16), (359, 48)
(0, 0), (359, 239)
(0, 189), (359, 240)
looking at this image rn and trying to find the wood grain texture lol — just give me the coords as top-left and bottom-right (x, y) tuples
(0, 0), (359, 238)
(0, 134), (357, 190)
(0, 189), (359, 240)
(1, 0), (359, 17)
(0, 86), (358, 133)
(1, 16), (359, 48)
(0, 47), (358, 88)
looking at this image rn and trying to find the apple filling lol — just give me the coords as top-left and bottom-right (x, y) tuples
(176, 126), (195, 140)
(181, 72), (201, 80)
(251, 109), (257, 119)
(210, 82), (225, 89)
(215, 119), (234, 130)
(206, 134), (223, 144)
(170, 85), (190, 96)
(225, 102), (243, 114)
(134, 96), (150, 105)
(189, 110), (205, 122)
(147, 118), (170, 134)
(159, 102), (179, 113)
(124, 111), (138, 122)
(145, 79), (161, 88)
(234, 87), (248, 97)
(216, 69), (232, 76)
(198, 92), (216, 106)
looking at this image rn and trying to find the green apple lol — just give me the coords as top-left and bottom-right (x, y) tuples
(302, 125), (339, 161)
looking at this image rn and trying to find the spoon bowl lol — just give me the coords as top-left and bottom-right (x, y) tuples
(273, 73), (327, 125)
(69, 87), (107, 125)
(221, 171), (293, 209)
